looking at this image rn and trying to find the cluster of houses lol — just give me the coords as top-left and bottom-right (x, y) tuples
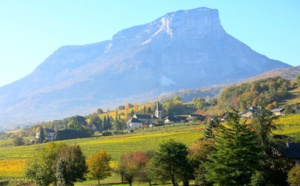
(35, 105), (299, 140)
(127, 105), (300, 130)
(126, 103), (205, 130)
(220, 106), (296, 121)
(33, 104), (300, 168)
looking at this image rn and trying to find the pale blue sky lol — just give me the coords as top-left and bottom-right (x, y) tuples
(0, 0), (299, 87)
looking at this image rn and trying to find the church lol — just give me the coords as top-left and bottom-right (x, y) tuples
(126, 102), (162, 130)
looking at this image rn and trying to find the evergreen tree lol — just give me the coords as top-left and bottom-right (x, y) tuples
(107, 116), (112, 129)
(250, 107), (292, 185)
(203, 117), (219, 139)
(203, 123), (214, 139)
(37, 127), (45, 143)
(205, 109), (263, 186)
(103, 116), (107, 130)
(152, 140), (192, 186)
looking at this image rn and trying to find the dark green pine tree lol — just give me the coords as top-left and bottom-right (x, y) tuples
(205, 109), (263, 186)
(37, 126), (45, 143)
(107, 115), (112, 130)
(103, 116), (107, 130)
(203, 123), (214, 139)
(204, 116), (219, 139)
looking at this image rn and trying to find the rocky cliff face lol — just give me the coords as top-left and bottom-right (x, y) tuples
(0, 7), (291, 127)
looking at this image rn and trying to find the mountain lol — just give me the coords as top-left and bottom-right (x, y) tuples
(0, 7), (291, 128)
(242, 66), (300, 82)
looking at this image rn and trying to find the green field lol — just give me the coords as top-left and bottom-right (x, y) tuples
(0, 123), (203, 178)
(1, 114), (300, 181)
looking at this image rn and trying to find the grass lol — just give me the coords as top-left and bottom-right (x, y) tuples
(0, 123), (203, 178)
(1, 113), (300, 180)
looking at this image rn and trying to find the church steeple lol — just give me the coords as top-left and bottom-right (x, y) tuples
(155, 102), (162, 119)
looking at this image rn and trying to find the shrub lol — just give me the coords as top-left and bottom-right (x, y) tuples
(102, 131), (112, 136)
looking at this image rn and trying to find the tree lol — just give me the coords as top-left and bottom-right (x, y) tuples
(251, 107), (278, 148)
(113, 119), (126, 131)
(152, 140), (192, 186)
(118, 153), (139, 186)
(250, 108), (292, 185)
(118, 151), (154, 186)
(97, 108), (104, 114)
(205, 109), (263, 186)
(125, 103), (130, 121)
(36, 126), (45, 143)
(87, 150), (112, 185)
(12, 135), (24, 146)
(67, 115), (87, 131)
(25, 142), (66, 186)
(89, 113), (103, 131)
(188, 139), (215, 186)
(134, 103), (138, 113)
(118, 105), (125, 110)
(147, 106), (152, 115)
(129, 109), (135, 117)
(115, 108), (119, 121)
(288, 166), (300, 186)
(162, 97), (183, 117)
(133, 151), (155, 185)
(55, 145), (87, 186)
(296, 75), (300, 87)
(25, 143), (87, 186)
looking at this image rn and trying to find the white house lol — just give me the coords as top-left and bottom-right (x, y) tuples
(36, 128), (55, 141)
(270, 107), (285, 116)
(127, 102), (162, 128)
(127, 118), (143, 130)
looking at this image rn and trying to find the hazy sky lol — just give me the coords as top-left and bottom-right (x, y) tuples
(0, 0), (299, 87)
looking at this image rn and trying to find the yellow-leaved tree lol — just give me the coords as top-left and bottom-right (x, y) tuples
(87, 150), (112, 185)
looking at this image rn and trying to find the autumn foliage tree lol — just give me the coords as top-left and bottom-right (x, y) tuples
(87, 150), (111, 185)
(118, 151), (154, 186)
(189, 139), (215, 186)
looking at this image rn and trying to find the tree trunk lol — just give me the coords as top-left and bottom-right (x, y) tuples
(171, 174), (177, 186)
(98, 179), (100, 186)
(148, 181), (152, 186)
(121, 174), (124, 183)
(183, 179), (189, 186)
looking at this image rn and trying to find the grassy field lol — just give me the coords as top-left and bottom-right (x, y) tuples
(1, 114), (300, 180)
(0, 123), (203, 179)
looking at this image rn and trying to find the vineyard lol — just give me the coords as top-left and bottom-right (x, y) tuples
(0, 123), (203, 178)
(1, 114), (300, 179)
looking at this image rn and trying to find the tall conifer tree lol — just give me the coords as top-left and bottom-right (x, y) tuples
(205, 109), (263, 185)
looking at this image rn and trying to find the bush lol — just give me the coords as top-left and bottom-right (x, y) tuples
(102, 131), (112, 136)
(113, 130), (125, 135)
(12, 136), (24, 146)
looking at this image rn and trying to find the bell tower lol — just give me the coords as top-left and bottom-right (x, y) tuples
(155, 102), (162, 119)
